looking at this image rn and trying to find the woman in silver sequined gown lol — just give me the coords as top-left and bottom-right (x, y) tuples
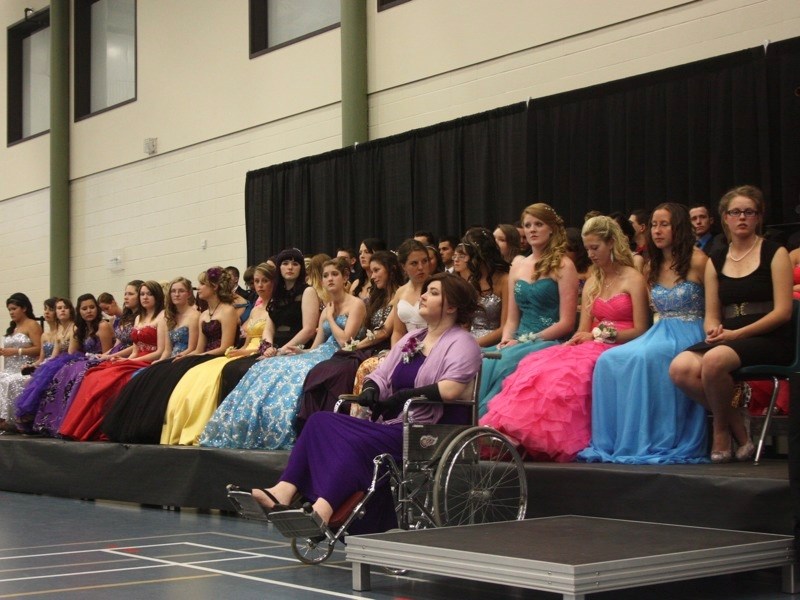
(0, 293), (42, 430)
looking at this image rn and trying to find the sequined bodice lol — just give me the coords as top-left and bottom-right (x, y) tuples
(114, 320), (134, 347)
(82, 336), (102, 354)
(202, 319), (223, 351)
(131, 324), (158, 353)
(321, 314), (348, 341)
(651, 281), (704, 321)
(169, 326), (190, 356)
(243, 318), (267, 340)
(471, 292), (502, 338)
(42, 341), (55, 359)
(369, 304), (393, 331)
(2, 333), (31, 372)
(515, 278), (560, 336)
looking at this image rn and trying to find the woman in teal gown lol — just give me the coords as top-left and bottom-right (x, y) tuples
(579, 203), (709, 464)
(478, 203), (579, 417)
(200, 258), (365, 450)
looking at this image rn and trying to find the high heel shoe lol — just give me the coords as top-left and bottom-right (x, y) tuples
(735, 440), (755, 462)
(710, 449), (733, 464)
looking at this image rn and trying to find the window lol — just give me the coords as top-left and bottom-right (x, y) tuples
(249, 0), (340, 58)
(74, 0), (136, 120)
(377, 0), (412, 11)
(7, 8), (50, 145)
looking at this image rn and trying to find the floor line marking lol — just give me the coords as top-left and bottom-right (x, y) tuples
(0, 563), (171, 583)
(0, 543), (187, 561)
(0, 573), (219, 598)
(102, 548), (371, 599)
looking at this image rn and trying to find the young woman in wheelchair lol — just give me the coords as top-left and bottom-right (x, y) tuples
(240, 273), (482, 534)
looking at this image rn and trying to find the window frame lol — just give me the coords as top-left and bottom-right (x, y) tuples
(6, 7), (51, 146)
(249, 0), (340, 59)
(73, 0), (138, 122)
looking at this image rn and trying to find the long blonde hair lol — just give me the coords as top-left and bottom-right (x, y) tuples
(581, 215), (635, 306)
(522, 203), (568, 281)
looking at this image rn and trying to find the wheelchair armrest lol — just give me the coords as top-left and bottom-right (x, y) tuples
(402, 396), (475, 426)
(334, 394), (359, 414)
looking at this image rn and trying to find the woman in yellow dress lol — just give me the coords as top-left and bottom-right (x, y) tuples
(159, 264), (273, 445)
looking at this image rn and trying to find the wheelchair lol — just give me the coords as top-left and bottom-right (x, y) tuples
(227, 360), (528, 565)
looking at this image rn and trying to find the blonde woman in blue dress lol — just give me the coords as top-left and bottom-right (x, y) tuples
(200, 257), (365, 450)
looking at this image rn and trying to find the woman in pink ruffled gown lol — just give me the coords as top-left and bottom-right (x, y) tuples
(480, 216), (650, 462)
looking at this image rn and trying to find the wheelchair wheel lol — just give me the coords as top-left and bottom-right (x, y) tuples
(290, 536), (335, 564)
(432, 426), (527, 527)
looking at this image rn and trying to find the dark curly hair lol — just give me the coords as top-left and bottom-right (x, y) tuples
(5, 293), (36, 335)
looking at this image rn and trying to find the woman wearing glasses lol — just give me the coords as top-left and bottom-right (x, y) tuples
(670, 185), (793, 463)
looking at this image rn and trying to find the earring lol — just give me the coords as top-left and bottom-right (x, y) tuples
(611, 252), (615, 263)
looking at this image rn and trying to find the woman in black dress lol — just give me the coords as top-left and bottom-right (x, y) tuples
(670, 185), (793, 463)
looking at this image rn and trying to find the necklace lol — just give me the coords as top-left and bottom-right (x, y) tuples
(728, 237), (760, 262)
(207, 301), (220, 318)
(603, 269), (619, 290)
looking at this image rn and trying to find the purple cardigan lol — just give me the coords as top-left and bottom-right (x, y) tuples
(367, 326), (481, 424)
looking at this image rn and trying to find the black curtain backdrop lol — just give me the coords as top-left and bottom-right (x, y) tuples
(246, 38), (800, 263)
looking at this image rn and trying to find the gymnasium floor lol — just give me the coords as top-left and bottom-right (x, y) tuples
(0, 491), (792, 599)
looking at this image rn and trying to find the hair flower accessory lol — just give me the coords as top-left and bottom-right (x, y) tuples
(401, 336), (422, 364)
(592, 321), (618, 344)
(206, 267), (223, 283)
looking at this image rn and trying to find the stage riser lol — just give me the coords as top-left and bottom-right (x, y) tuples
(0, 438), (790, 535)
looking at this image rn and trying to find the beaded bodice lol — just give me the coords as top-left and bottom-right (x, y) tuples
(131, 324), (158, 354)
(42, 341), (55, 360)
(471, 292), (502, 339)
(651, 281), (704, 321)
(169, 326), (190, 356)
(2, 333), (31, 372)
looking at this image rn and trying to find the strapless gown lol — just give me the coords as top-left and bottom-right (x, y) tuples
(59, 325), (159, 441)
(0, 333), (33, 424)
(16, 340), (71, 432)
(199, 315), (348, 450)
(480, 293), (635, 462)
(32, 336), (104, 436)
(478, 278), (563, 417)
(100, 320), (224, 444)
(578, 282), (708, 464)
(160, 318), (267, 446)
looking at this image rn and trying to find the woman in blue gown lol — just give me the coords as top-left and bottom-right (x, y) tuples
(478, 203), (579, 417)
(579, 203), (710, 464)
(200, 257), (365, 450)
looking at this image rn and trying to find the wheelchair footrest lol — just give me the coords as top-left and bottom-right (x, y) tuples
(227, 487), (271, 522)
(270, 507), (327, 538)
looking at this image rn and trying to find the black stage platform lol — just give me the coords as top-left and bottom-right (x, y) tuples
(0, 436), (792, 534)
(347, 516), (797, 600)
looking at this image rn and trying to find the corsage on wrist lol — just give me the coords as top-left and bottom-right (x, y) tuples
(592, 321), (618, 344)
(517, 332), (540, 343)
(258, 340), (273, 355)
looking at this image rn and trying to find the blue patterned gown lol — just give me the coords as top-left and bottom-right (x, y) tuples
(478, 278), (562, 417)
(578, 281), (708, 464)
(200, 315), (348, 450)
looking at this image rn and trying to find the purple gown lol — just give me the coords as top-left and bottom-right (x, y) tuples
(33, 321), (132, 437)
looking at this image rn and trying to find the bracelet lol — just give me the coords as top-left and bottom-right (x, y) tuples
(224, 346), (235, 357)
(258, 340), (273, 355)
(18, 348), (22, 356)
